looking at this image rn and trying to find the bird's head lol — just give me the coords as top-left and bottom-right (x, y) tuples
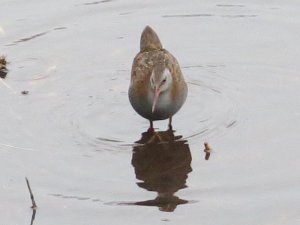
(150, 67), (173, 113)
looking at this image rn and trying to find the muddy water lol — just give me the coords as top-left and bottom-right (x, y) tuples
(1, 0), (300, 224)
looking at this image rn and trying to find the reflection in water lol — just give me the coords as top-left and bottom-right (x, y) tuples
(29, 209), (36, 225)
(7, 27), (66, 46)
(131, 129), (192, 212)
(50, 193), (103, 202)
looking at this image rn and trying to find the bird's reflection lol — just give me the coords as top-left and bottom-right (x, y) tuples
(131, 129), (192, 212)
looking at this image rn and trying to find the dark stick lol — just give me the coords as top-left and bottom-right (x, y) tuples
(25, 177), (37, 209)
(30, 209), (36, 225)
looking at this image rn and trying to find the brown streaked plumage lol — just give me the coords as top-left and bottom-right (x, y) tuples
(129, 26), (187, 130)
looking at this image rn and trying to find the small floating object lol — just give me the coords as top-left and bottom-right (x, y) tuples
(204, 142), (212, 160)
(0, 55), (8, 79)
(21, 90), (29, 95)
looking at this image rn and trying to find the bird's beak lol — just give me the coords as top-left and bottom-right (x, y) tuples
(152, 88), (161, 113)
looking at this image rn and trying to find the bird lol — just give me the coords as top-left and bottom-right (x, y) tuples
(129, 26), (188, 131)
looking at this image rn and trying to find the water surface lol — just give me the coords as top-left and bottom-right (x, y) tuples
(1, 0), (300, 224)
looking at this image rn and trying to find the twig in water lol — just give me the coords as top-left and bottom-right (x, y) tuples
(25, 177), (37, 209)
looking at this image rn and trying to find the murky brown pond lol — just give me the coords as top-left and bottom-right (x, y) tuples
(1, 0), (300, 224)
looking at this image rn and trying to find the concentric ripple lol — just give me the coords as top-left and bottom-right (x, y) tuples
(69, 64), (240, 151)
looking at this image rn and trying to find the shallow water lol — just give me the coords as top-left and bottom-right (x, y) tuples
(1, 0), (300, 224)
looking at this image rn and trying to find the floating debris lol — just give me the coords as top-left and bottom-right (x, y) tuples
(204, 142), (212, 160)
(21, 90), (29, 95)
(0, 55), (8, 78)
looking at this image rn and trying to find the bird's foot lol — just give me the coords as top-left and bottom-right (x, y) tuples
(147, 127), (155, 133)
(148, 120), (155, 133)
(168, 117), (173, 131)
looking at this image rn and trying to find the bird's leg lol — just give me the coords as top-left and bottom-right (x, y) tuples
(168, 117), (173, 131)
(148, 120), (154, 133)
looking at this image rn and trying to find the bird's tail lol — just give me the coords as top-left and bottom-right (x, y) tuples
(140, 26), (163, 52)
